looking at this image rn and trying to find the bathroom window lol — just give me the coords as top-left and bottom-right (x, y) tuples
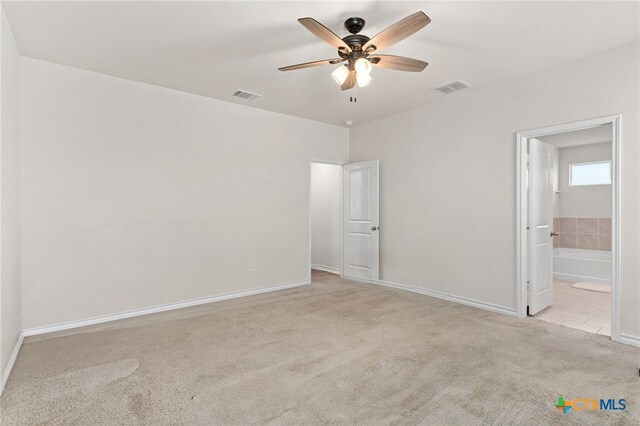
(569, 161), (611, 186)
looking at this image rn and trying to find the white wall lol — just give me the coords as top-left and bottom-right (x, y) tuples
(551, 144), (560, 218)
(20, 57), (348, 330)
(0, 8), (21, 383)
(350, 42), (639, 340)
(557, 142), (612, 218)
(310, 162), (342, 273)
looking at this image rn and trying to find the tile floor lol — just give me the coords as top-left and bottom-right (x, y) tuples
(532, 279), (611, 336)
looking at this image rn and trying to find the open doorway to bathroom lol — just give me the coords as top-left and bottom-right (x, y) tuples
(536, 125), (613, 335)
(516, 116), (620, 341)
(309, 161), (343, 283)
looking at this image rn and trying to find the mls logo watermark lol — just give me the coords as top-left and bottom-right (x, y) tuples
(555, 396), (626, 414)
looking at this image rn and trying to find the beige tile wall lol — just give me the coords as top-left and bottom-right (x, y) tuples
(553, 217), (611, 251)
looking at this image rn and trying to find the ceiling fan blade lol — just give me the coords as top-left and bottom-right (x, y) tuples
(363, 11), (431, 53)
(298, 17), (352, 53)
(369, 55), (428, 72)
(278, 58), (344, 72)
(341, 71), (356, 91)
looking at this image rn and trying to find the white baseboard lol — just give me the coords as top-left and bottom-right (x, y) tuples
(342, 274), (371, 283)
(311, 264), (341, 275)
(22, 279), (310, 337)
(370, 278), (519, 317)
(0, 332), (24, 396)
(617, 333), (640, 347)
(553, 272), (611, 285)
(367, 278), (640, 347)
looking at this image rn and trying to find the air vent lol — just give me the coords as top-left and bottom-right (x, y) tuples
(231, 89), (261, 101)
(432, 80), (472, 95)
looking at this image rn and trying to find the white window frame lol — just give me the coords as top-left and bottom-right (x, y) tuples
(568, 160), (612, 187)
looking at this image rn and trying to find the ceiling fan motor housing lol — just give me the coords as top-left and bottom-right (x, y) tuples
(341, 17), (372, 56)
(342, 34), (370, 50)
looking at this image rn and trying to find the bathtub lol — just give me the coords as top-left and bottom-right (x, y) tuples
(553, 248), (612, 285)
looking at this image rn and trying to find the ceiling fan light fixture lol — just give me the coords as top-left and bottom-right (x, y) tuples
(279, 12), (431, 95)
(331, 65), (350, 85)
(354, 58), (372, 75)
(356, 72), (372, 88)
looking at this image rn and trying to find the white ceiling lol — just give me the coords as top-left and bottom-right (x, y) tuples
(539, 124), (612, 148)
(4, 1), (639, 126)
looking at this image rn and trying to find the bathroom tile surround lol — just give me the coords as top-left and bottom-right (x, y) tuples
(553, 217), (611, 251)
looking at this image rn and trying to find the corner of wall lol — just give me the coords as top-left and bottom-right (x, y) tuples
(0, 5), (23, 390)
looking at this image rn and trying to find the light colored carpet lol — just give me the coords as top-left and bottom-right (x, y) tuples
(572, 282), (612, 293)
(1, 271), (638, 425)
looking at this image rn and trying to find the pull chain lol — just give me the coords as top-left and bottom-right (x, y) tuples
(350, 84), (357, 103)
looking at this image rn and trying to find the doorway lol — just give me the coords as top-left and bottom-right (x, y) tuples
(516, 115), (620, 341)
(308, 159), (380, 284)
(309, 160), (344, 282)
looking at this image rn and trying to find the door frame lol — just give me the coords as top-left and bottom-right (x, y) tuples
(308, 158), (345, 283)
(516, 114), (621, 342)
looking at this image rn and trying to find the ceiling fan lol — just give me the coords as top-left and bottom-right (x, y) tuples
(278, 12), (431, 92)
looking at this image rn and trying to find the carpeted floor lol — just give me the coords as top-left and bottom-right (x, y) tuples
(1, 270), (638, 425)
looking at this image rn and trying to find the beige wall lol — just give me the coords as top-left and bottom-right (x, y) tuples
(20, 57), (348, 330)
(558, 142), (612, 218)
(1, 9), (22, 382)
(350, 43), (639, 340)
(554, 142), (613, 251)
(12, 40), (640, 343)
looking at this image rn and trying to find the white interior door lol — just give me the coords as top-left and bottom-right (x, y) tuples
(343, 160), (379, 281)
(528, 138), (554, 315)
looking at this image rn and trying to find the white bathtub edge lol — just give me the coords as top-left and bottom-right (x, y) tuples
(553, 272), (611, 285)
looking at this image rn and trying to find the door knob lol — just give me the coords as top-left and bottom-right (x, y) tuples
(371, 226), (379, 231)
(551, 231), (559, 237)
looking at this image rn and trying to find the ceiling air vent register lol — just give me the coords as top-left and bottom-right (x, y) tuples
(231, 89), (262, 100)
(432, 80), (472, 95)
